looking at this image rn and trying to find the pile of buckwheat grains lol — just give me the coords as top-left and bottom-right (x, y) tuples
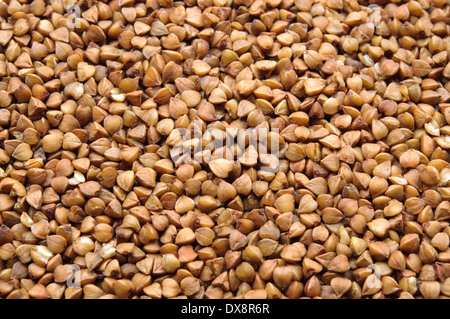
(0, 0), (449, 300)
